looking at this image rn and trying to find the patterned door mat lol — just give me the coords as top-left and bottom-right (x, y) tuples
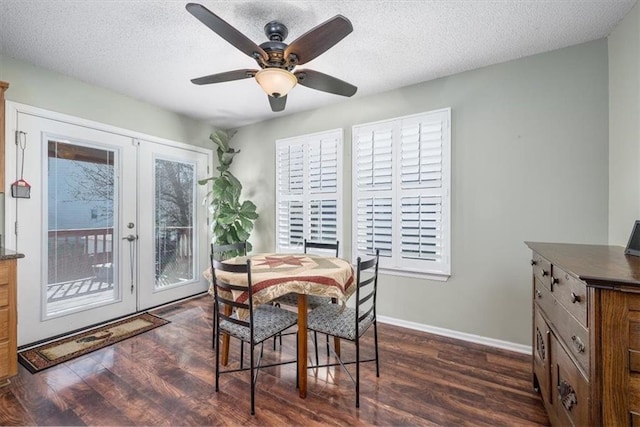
(18, 313), (170, 373)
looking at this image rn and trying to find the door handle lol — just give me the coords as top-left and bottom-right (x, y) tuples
(122, 234), (137, 293)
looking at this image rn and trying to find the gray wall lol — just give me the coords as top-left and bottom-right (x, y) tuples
(609, 3), (640, 245)
(0, 54), (214, 147)
(231, 40), (610, 345)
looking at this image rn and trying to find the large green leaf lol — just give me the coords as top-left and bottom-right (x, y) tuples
(239, 200), (259, 219)
(212, 176), (230, 191)
(219, 150), (237, 167)
(227, 226), (240, 243)
(225, 171), (242, 191)
(217, 211), (237, 225)
(198, 177), (215, 185)
(236, 227), (250, 242)
(238, 215), (254, 232)
(210, 129), (231, 152)
(212, 177), (239, 204)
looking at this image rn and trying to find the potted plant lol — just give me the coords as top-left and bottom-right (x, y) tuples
(199, 129), (258, 251)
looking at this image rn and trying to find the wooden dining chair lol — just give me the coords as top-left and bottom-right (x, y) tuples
(306, 249), (380, 408)
(210, 257), (298, 415)
(210, 242), (247, 349)
(272, 239), (339, 362)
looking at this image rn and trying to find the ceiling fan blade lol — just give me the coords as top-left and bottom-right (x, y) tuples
(191, 69), (257, 85)
(284, 15), (353, 66)
(269, 95), (287, 112)
(186, 3), (268, 62)
(294, 69), (357, 97)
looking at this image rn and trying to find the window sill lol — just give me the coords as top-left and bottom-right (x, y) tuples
(377, 266), (450, 282)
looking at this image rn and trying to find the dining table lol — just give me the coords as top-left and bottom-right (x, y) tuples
(205, 252), (355, 398)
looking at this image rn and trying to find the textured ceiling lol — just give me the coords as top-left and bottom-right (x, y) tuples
(0, 0), (636, 129)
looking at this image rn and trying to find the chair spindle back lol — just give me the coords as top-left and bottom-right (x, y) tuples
(355, 249), (379, 328)
(211, 258), (254, 334)
(304, 239), (339, 257)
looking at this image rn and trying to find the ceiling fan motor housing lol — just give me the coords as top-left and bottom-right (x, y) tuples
(264, 21), (288, 41)
(258, 40), (291, 69)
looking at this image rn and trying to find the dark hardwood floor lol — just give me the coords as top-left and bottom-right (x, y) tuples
(0, 295), (549, 426)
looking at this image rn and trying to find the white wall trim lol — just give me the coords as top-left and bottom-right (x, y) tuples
(377, 315), (532, 355)
(5, 100), (211, 155)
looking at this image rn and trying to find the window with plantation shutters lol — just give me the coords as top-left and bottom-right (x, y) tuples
(352, 108), (451, 278)
(276, 129), (342, 253)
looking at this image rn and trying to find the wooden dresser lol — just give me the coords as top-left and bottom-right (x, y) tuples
(527, 242), (640, 426)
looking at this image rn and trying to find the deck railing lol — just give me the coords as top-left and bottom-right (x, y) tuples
(48, 228), (113, 283)
(47, 226), (194, 284)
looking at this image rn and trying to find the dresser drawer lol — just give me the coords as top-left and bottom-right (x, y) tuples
(0, 340), (8, 379)
(532, 254), (552, 290)
(534, 279), (555, 322)
(555, 307), (590, 374)
(552, 336), (590, 427)
(551, 265), (587, 328)
(0, 307), (8, 341)
(0, 285), (8, 308)
(0, 263), (9, 287)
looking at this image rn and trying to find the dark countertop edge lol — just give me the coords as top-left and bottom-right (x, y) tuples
(0, 248), (25, 260)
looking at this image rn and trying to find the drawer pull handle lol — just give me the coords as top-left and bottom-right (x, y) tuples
(571, 335), (585, 353)
(531, 259), (537, 266)
(557, 380), (577, 411)
(570, 292), (581, 304)
(536, 290), (542, 298)
(551, 277), (559, 285)
(540, 270), (548, 277)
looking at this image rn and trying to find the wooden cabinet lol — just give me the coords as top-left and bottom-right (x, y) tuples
(0, 258), (17, 386)
(527, 242), (640, 425)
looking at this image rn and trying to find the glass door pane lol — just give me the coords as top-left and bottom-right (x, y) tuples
(46, 140), (119, 316)
(154, 159), (195, 289)
(137, 140), (209, 310)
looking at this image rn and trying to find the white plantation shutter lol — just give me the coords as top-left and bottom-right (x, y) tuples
(309, 138), (338, 192)
(276, 130), (342, 253)
(400, 195), (442, 261)
(353, 108), (451, 278)
(401, 121), (443, 188)
(356, 128), (393, 190)
(309, 199), (338, 242)
(356, 197), (393, 257)
(277, 144), (304, 195)
(277, 200), (304, 248)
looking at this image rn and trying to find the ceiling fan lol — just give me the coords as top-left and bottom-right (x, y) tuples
(186, 3), (358, 112)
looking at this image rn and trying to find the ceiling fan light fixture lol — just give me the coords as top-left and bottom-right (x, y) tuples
(255, 68), (297, 98)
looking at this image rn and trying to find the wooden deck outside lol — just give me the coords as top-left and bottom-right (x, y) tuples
(45, 226), (194, 314)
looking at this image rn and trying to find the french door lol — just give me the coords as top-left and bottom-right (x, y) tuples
(137, 139), (209, 309)
(5, 103), (211, 346)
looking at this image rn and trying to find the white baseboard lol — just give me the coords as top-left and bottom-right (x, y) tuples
(377, 315), (532, 355)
